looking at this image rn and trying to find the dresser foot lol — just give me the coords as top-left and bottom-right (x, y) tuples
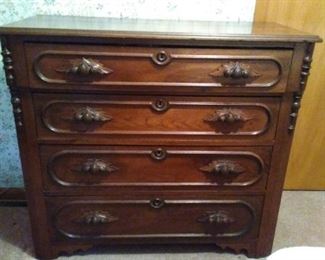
(253, 245), (273, 258)
(215, 243), (256, 258)
(34, 249), (58, 260)
(34, 244), (93, 259)
(242, 246), (272, 258)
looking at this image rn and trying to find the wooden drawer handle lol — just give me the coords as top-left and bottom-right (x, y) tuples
(75, 210), (119, 225)
(57, 57), (113, 76)
(199, 160), (245, 176)
(74, 107), (112, 123)
(197, 210), (235, 225)
(224, 62), (252, 79)
(204, 108), (250, 124)
(79, 159), (119, 174)
(210, 62), (260, 82)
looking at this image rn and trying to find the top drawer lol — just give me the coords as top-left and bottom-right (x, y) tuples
(25, 43), (292, 94)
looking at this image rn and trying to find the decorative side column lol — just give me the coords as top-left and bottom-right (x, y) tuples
(1, 37), (23, 128)
(288, 43), (314, 132)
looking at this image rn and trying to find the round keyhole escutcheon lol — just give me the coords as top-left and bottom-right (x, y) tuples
(151, 148), (167, 161)
(152, 98), (169, 112)
(150, 198), (165, 209)
(152, 51), (171, 66)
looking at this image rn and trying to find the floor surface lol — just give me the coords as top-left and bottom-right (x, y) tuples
(0, 191), (324, 259)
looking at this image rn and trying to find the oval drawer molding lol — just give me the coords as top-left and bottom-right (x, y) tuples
(36, 94), (279, 143)
(42, 146), (271, 192)
(50, 197), (261, 240)
(26, 43), (292, 93)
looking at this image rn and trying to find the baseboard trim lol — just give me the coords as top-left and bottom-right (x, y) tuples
(0, 188), (26, 206)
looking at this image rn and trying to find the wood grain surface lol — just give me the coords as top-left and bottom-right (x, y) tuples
(0, 14), (321, 258)
(0, 15), (320, 42)
(39, 145), (271, 193)
(47, 195), (262, 241)
(255, 0), (325, 190)
(34, 94), (280, 144)
(25, 43), (291, 93)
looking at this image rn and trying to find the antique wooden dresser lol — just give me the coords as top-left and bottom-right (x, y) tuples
(0, 16), (321, 259)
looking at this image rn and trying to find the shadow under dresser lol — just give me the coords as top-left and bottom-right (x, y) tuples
(0, 15), (321, 259)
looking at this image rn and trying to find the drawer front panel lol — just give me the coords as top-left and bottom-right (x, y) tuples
(47, 196), (262, 241)
(26, 44), (292, 93)
(34, 94), (280, 143)
(41, 145), (271, 192)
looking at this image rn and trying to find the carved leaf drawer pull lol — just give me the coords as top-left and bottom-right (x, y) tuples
(210, 62), (261, 83)
(79, 159), (119, 174)
(197, 210), (235, 225)
(56, 57), (113, 76)
(199, 160), (245, 176)
(74, 107), (112, 124)
(204, 108), (250, 124)
(75, 210), (119, 225)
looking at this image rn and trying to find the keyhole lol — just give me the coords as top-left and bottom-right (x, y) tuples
(152, 98), (169, 112)
(156, 99), (164, 108)
(150, 198), (165, 209)
(151, 148), (167, 161)
(157, 52), (167, 62)
(152, 51), (171, 65)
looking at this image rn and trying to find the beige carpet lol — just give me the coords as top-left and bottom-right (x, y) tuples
(0, 191), (324, 260)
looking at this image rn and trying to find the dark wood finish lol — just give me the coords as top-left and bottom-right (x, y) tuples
(46, 195), (262, 241)
(40, 145), (271, 193)
(34, 94), (280, 144)
(0, 15), (321, 42)
(0, 16), (321, 259)
(255, 42), (316, 256)
(26, 43), (292, 94)
(1, 35), (55, 259)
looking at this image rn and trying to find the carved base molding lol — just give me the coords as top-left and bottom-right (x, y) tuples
(215, 242), (256, 257)
(47, 242), (257, 259)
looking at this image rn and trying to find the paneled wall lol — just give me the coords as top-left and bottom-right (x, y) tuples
(0, 0), (256, 187)
(254, 0), (325, 190)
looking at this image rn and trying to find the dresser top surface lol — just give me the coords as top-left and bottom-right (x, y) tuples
(0, 15), (321, 43)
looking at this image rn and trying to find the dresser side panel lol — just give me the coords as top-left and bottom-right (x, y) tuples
(1, 36), (56, 259)
(256, 42), (315, 256)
